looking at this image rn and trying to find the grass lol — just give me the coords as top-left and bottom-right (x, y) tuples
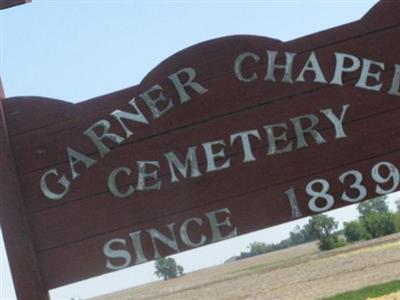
(322, 279), (400, 300)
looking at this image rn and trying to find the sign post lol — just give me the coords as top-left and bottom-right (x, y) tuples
(1, 0), (400, 298)
(1, 2), (47, 299)
(0, 96), (49, 299)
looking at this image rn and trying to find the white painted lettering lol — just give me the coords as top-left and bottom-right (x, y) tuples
(164, 146), (201, 183)
(202, 140), (231, 173)
(264, 123), (293, 155)
(233, 52), (260, 82)
(83, 120), (125, 158)
(168, 67), (208, 103)
(111, 98), (149, 139)
(290, 114), (326, 148)
(331, 52), (361, 85)
(67, 147), (97, 180)
(180, 218), (207, 248)
(296, 51), (327, 83)
(389, 64), (400, 96)
(40, 169), (71, 200)
(320, 104), (350, 139)
(206, 208), (237, 243)
(103, 238), (131, 270)
(108, 167), (134, 198)
(265, 50), (296, 83)
(140, 84), (174, 119)
(136, 161), (161, 191)
(147, 223), (180, 259)
(355, 59), (385, 91)
(230, 130), (261, 162)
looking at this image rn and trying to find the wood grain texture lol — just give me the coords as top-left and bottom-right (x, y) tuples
(2, 0), (400, 291)
(0, 103), (49, 298)
(26, 86), (400, 251)
(6, 18), (400, 178)
(37, 152), (400, 288)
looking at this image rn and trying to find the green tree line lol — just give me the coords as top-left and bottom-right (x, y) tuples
(344, 196), (400, 242)
(238, 196), (400, 260)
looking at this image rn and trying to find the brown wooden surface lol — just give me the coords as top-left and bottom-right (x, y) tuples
(2, 0), (400, 291)
(0, 78), (4, 99)
(0, 90), (49, 298)
(7, 15), (400, 179)
(37, 153), (400, 288)
(26, 96), (400, 250)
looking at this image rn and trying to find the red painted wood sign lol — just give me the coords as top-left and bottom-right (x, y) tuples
(1, 0), (400, 298)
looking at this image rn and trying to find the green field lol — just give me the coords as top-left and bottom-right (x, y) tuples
(323, 279), (400, 300)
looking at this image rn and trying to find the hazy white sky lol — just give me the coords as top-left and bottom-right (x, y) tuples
(0, 1), (388, 299)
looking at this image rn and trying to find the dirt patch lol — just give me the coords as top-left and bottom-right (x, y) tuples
(369, 292), (400, 299)
(92, 233), (400, 300)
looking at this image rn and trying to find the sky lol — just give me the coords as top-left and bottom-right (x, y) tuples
(0, 0), (390, 299)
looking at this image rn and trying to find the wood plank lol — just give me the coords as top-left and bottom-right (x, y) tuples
(28, 100), (400, 251)
(4, 0), (400, 150)
(4, 87), (139, 137)
(37, 150), (400, 289)
(141, 0), (400, 83)
(3, 0), (400, 292)
(7, 24), (400, 179)
(19, 71), (400, 214)
(0, 101), (49, 298)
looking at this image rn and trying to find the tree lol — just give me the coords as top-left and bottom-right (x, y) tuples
(305, 214), (338, 239)
(357, 196), (389, 217)
(318, 235), (344, 250)
(361, 212), (396, 238)
(357, 196), (396, 239)
(247, 241), (270, 256)
(344, 220), (370, 242)
(305, 214), (344, 250)
(154, 257), (184, 280)
(288, 225), (307, 245)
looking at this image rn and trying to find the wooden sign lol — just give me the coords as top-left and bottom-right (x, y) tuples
(1, 0), (400, 298)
